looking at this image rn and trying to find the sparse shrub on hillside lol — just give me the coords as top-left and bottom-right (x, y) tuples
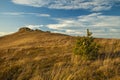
(74, 29), (99, 60)
(34, 29), (43, 32)
(46, 31), (51, 33)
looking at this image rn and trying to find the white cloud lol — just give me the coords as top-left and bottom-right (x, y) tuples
(14, 12), (120, 38)
(12, 0), (120, 11)
(1, 12), (51, 17)
(23, 25), (44, 29)
(16, 12), (120, 38)
(52, 29), (84, 36)
(37, 14), (51, 17)
(1, 12), (24, 16)
(0, 32), (13, 36)
(46, 13), (120, 37)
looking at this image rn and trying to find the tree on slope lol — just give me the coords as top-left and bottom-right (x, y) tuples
(74, 29), (99, 60)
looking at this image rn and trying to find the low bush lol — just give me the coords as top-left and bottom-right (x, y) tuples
(74, 29), (99, 60)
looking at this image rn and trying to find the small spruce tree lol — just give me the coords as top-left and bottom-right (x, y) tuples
(74, 29), (99, 60)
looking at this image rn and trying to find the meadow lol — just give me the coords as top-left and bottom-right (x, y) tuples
(0, 28), (120, 80)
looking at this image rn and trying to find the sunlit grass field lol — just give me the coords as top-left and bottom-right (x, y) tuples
(0, 28), (120, 80)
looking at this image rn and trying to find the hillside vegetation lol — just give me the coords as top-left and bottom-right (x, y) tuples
(0, 27), (120, 80)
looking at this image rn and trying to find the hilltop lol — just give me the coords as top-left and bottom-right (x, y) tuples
(0, 27), (120, 80)
(0, 27), (73, 49)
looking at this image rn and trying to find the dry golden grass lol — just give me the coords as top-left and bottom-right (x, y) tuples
(0, 28), (120, 80)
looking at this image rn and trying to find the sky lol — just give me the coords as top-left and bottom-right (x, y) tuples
(0, 0), (120, 38)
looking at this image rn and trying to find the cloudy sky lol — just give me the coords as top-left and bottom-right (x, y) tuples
(0, 0), (120, 38)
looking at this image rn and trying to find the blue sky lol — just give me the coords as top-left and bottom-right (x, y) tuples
(0, 0), (120, 38)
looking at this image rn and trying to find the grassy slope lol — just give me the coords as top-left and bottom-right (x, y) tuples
(0, 29), (120, 80)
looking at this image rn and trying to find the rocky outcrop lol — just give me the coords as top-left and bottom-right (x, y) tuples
(18, 27), (33, 32)
(18, 27), (44, 33)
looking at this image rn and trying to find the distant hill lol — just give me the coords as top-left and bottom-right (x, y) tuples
(0, 27), (74, 49)
(0, 27), (120, 80)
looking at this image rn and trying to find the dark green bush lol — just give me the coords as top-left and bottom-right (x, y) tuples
(74, 29), (99, 60)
